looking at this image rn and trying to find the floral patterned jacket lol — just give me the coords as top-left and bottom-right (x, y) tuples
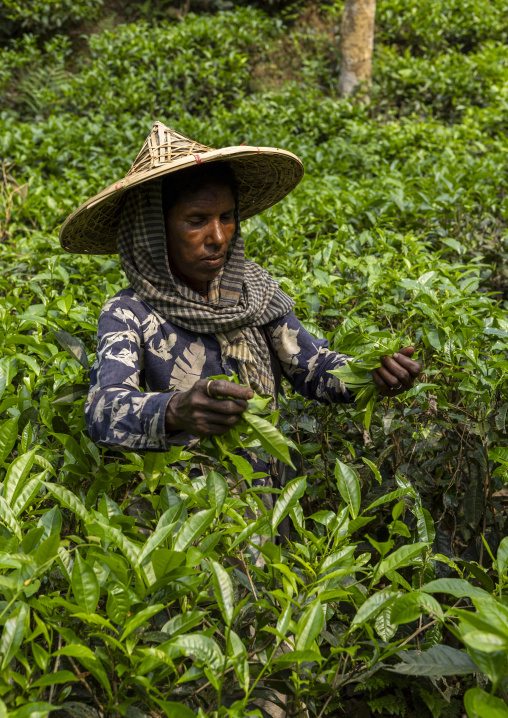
(84, 288), (352, 453)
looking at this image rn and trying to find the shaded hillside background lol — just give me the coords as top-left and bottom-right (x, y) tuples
(1, 0), (508, 715)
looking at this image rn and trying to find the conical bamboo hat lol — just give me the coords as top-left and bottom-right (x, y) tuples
(59, 121), (304, 254)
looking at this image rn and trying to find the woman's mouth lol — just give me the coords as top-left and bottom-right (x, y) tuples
(202, 255), (224, 268)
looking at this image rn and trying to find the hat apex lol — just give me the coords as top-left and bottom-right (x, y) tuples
(126, 122), (214, 177)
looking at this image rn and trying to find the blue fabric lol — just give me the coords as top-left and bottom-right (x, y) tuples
(85, 288), (352, 455)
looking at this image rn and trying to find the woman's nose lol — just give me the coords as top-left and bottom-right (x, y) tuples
(207, 218), (226, 247)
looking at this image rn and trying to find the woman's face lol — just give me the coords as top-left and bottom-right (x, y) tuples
(164, 181), (236, 294)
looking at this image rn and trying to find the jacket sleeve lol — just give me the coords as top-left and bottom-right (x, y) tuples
(266, 312), (354, 404)
(84, 298), (180, 450)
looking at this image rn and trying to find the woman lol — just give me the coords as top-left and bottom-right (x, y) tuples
(60, 122), (421, 470)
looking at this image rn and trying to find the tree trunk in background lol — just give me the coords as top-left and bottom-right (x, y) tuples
(338, 0), (376, 99)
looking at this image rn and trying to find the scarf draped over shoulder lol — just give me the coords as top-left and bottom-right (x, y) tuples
(116, 180), (294, 398)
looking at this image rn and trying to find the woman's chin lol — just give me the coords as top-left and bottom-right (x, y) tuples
(175, 264), (223, 291)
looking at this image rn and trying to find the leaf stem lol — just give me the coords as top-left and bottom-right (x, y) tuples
(67, 655), (104, 715)
(48, 628), (62, 704)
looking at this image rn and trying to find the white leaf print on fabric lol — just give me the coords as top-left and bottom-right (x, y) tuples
(109, 400), (131, 433)
(146, 333), (177, 362)
(170, 339), (206, 392)
(112, 306), (140, 327)
(131, 395), (154, 416)
(101, 296), (131, 318)
(306, 345), (331, 382)
(324, 354), (348, 399)
(95, 358), (139, 391)
(100, 331), (138, 346)
(147, 408), (162, 439)
(141, 313), (162, 342)
(97, 345), (139, 369)
(91, 393), (107, 426)
(309, 349), (348, 400)
(271, 323), (300, 366)
(112, 428), (142, 447)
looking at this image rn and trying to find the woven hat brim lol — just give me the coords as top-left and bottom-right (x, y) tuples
(59, 146), (304, 255)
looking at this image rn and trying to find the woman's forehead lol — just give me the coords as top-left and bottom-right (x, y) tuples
(172, 181), (235, 209)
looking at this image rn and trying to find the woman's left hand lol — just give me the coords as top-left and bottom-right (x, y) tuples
(372, 346), (422, 397)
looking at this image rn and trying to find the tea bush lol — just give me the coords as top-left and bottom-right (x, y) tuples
(0, 0), (103, 40)
(376, 0), (508, 54)
(0, 0), (508, 716)
(0, 9), (278, 119)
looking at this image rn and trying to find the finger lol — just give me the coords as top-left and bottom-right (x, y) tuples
(379, 357), (411, 384)
(199, 410), (243, 427)
(372, 368), (389, 390)
(194, 422), (234, 437)
(398, 346), (415, 358)
(392, 352), (422, 377)
(197, 416), (242, 435)
(203, 397), (248, 415)
(190, 388), (247, 414)
(377, 365), (408, 389)
(207, 379), (254, 400)
(206, 423), (238, 436)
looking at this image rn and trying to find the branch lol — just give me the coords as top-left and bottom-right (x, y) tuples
(48, 630), (62, 704)
(67, 656), (104, 715)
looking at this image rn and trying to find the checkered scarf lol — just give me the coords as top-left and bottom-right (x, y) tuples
(116, 179), (294, 398)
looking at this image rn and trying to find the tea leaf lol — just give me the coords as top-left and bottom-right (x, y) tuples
(210, 561), (234, 626)
(464, 687), (508, 718)
(43, 482), (88, 521)
(0, 419), (18, 465)
(174, 509), (214, 552)
(389, 644), (479, 676)
(52, 329), (89, 369)
(0, 604), (27, 670)
(242, 411), (294, 467)
(335, 461), (360, 519)
(295, 600), (324, 651)
(272, 476), (306, 530)
(71, 552), (99, 614)
(121, 604), (165, 640)
(377, 543), (429, 578)
(206, 471), (228, 515)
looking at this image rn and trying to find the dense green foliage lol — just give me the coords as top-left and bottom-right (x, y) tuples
(1, 0), (508, 715)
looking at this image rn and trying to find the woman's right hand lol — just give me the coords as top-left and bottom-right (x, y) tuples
(165, 379), (253, 437)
